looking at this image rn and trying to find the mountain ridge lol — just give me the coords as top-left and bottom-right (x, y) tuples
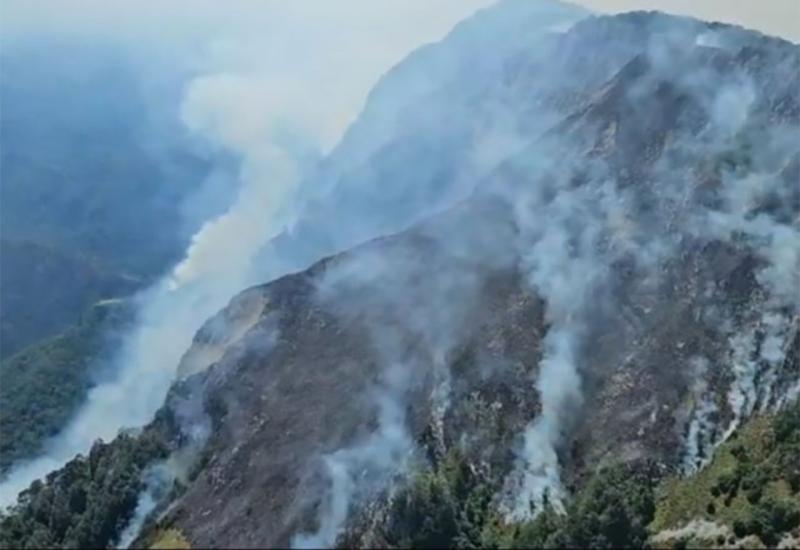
(1, 5), (798, 549)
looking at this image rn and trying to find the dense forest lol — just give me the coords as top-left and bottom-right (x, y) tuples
(0, 412), (175, 549)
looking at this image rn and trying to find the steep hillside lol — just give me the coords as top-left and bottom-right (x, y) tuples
(148, 11), (800, 547)
(0, 5), (797, 549)
(0, 299), (135, 474)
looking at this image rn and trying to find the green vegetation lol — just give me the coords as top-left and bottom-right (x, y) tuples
(380, 449), (656, 549)
(652, 400), (800, 547)
(0, 430), (169, 549)
(492, 463), (657, 549)
(0, 300), (134, 474)
(384, 449), (494, 548)
(381, 401), (800, 549)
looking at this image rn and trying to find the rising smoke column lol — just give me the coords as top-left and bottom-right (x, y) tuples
(501, 20), (800, 517)
(291, 377), (414, 549)
(292, 229), (489, 547)
(682, 357), (719, 473)
(502, 170), (629, 518)
(707, 165), (800, 437)
(685, 74), (800, 450)
(0, 73), (314, 507)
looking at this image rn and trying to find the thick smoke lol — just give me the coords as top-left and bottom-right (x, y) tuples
(287, 10), (596, 537)
(169, 74), (318, 292)
(722, 325), (759, 439)
(116, 462), (176, 549)
(505, 178), (613, 515)
(695, 109), (800, 446)
(116, 408), (212, 549)
(498, 150), (675, 517)
(0, 0), (499, 508)
(0, 68), (312, 507)
(659, 27), (798, 474)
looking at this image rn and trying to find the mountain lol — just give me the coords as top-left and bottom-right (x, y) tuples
(251, 0), (592, 280)
(1, 3), (799, 549)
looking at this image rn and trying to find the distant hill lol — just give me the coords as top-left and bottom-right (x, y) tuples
(0, 38), (218, 357)
(0, 238), (140, 359)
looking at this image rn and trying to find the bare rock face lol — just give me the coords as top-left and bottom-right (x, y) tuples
(176, 289), (268, 379)
(140, 6), (799, 548)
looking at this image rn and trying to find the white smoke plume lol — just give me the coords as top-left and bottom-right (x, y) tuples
(116, 462), (175, 549)
(700, 132), (800, 443)
(429, 352), (453, 458)
(292, 205), (497, 546)
(722, 325), (759, 439)
(500, 20), (798, 516)
(0, 0), (498, 508)
(291, 380), (414, 549)
(682, 357), (719, 473)
(503, 174), (628, 518)
(0, 69), (310, 507)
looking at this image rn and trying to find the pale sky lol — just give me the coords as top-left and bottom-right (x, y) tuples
(2, 1), (798, 43)
(2, 0), (795, 152)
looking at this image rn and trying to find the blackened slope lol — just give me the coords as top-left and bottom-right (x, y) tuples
(157, 215), (545, 547)
(167, 14), (798, 547)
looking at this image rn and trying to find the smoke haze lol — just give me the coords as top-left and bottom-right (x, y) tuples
(0, 0), (500, 507)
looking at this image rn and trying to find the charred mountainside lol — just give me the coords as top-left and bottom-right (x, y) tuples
(141, 10), (799, 548)
(2, 5), (798, 550)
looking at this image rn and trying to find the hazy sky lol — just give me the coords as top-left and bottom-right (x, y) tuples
(2, 0), (798, 43)
(1, 0), (796, 152)
(2, 0), (795, 161)
(1, 0), (795, 150)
